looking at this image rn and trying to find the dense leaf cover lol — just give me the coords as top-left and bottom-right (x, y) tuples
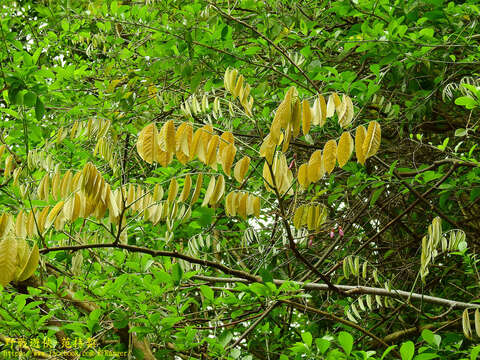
(0, 0), (480, 359)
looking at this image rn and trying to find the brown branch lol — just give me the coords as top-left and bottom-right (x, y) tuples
(193, 275), (480, 310)
(227, 302), (278, 349)
(395, 158), (478, 177)
(40, 243), (261, 282)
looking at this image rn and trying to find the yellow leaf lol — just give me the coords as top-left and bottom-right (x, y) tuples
(293, 205), (304, 229)
(225, 191), (234, 216)
(302, 99), (311, 135)
(316, 205), (327, 229)
(318, 94), (327, 126)
(4, 154), (13, 178)
(229, 69), (238, 94)
(153, 183), (164, 202)
(209, 175), (225, 206)
(337, 131), (354, 168)
(226, 191), (240, 217)
(307, 150), (323, 183)
(175, 122), (193, 164)
(179, 175), (192, 203)
(0, 237), (17, 286)
(291, 98), (302, 138)
(27, 210), (36, 237)
(307, 205), (316, 230)
(219, 131), (235, 154)
(17, 243), (39, 282)
(270, 116), (282, 145)
(252, 196), (261, 218)
(263, 161), (274, 192)
(126, 183), (135, 207)
(355, 125), (367, 165)
(14, 238), (29, 280)
(199, 124), (213, 163)
(190, 174), (203, 205)
(190, 128), (202, 161)
(240, 83), (251, 107)
(233, 74), (244, 99)
(37, 206), (50, 235)
(362, 121), (381, 160)
(273, 153), (292, 195)
(136, 123), (159, 164)
(297, 163), (309, 189)
(338, 95), (354, 128)
(0, 213), (12, 239)
(281, 126), (292, 153)
(221, 143), (236, 177)
(156, 149), (174, 167)
(224, 68), (232, 91)
(246, 194), (255, 216)
(326, 94), (336, 118)
(202, 176), (216, 207)
(274, 89), (292, 129)
(51, 170), (61, 201)
(323, 139), (337, 174)
(15, 210), (26, 239)
(167, 178), (179, 204)
(206, 135), (219, 168)
(237, 193), (248, 219)
(233, 156), (250, 183)
(46, 201), (64, 229)
(162, 120), (176, 154)
(259, 135), (276, 164)
(61, 170), (73, 198)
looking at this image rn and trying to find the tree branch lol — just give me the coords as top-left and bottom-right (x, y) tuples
(193, 275), (480, 310)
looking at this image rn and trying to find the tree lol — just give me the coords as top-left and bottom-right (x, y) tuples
(0, 0), (480, 359)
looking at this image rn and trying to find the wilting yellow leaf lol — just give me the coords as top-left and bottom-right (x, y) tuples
(355, 125), (367, 165)
(362, 121), (381, 160)
(234, 156), (250, 183)
(337, 131), (354, 168)
(323, 139), (337, 174)
(297, 163), (309, 189)
(302, 99), (311, 135)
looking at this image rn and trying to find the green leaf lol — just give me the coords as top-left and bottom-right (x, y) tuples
(301, 331), (312, 347)
(370, 187), (384, 206)
(24, 91), (37, 107)
(470, 345), (480, 360)
(455, 128), (467, 137)
(219, 330), (233, 347)
(400, 341), (415, 360)
(172, 263), (183, 285)
(35, 97), (45, 121)
(380, 345), (398, 360)
(338, 331), (353, 356)
(248, 283), (270, 298)
(61, 19), (69, 32)
(259, 267), (273, 284)
(413, 354), (439, 360)
(200, 285), (214, 302)
(316, 338), (331, 354)
(196, 207), (214, 227)
(455, 96), (477, 109)
(421, 329), (441, 347)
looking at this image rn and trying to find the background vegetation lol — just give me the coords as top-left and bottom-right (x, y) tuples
(0, 0), (480, 359)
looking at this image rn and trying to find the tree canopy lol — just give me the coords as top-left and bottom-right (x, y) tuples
(1, 0), (480, 359)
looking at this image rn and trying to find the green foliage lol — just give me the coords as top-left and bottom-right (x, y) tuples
(0, 0), (480, 359)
